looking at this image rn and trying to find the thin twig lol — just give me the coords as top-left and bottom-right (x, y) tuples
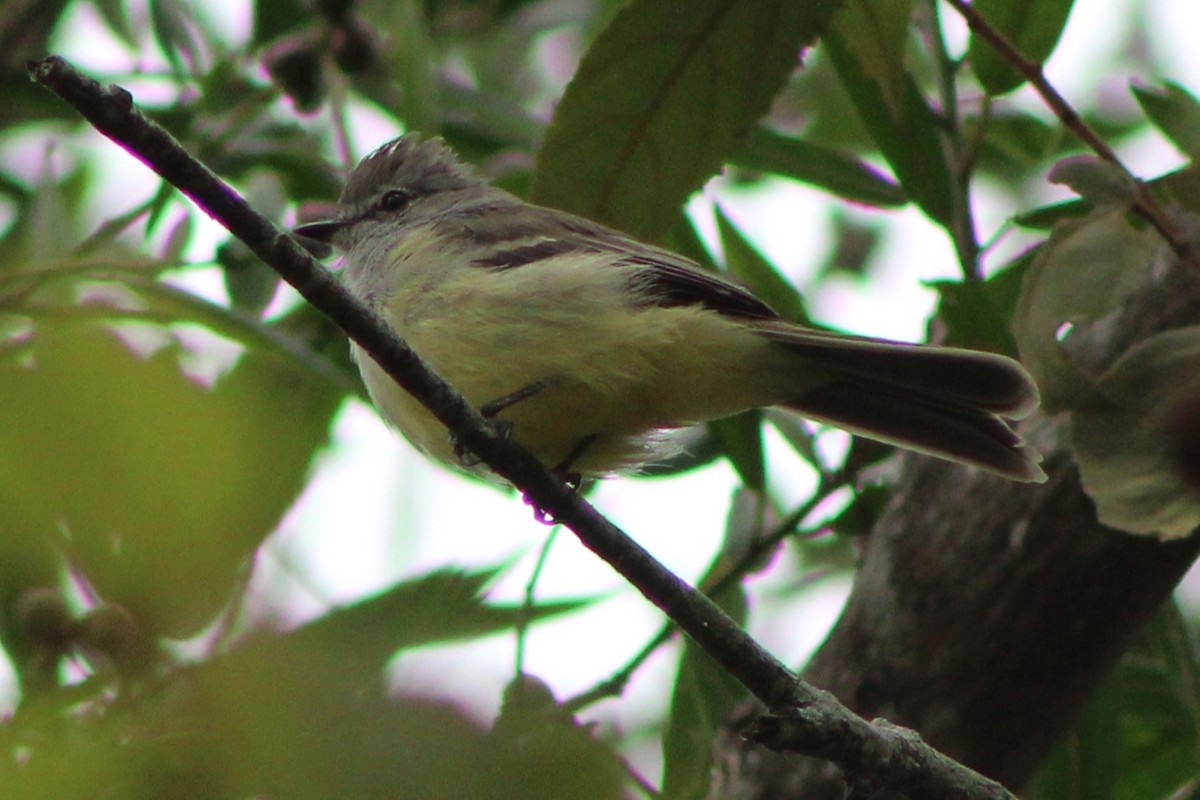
(563, 475), (847, 713)
(27, 55), (1017, 800)
(944, 0), (1197, 268)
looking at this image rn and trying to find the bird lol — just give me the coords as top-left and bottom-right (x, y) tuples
(295, 134), (1044, 484)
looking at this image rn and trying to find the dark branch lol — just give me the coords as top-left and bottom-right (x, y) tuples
(943, 0), (1198, 271)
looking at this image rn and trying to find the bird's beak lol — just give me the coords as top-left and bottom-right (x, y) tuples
(293, 218), (347, 259)
(293, 218), (347, 243)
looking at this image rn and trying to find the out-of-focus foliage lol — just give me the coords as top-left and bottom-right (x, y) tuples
(3, 0), (1200, 797)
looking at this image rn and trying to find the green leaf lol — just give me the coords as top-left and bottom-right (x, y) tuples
(1018, 165), (1200, 229)
(1161, 166), (1200, 218)
(92, 0), (139, 49)
(1027, 669), (1122, 799)
(296, 569), (592, 670)
(387, 0), (439, 135)
(532, 0), (841, 241)
(708, 411), (766, 491)
(1049, 155), (1139, 207)
(1071, 326), (1200, 539)
(823, 0), (955, 227)
(186, 654), (494, 799)
(220, 239), (280, 315)
(967, 0), (1076, 96)
(252, 0), (309, 45)
(818, 210), (884, 280)
(1013, 197), (1091, 230)
(0, 320), (342, 635)
(732, 127), (906, 207)
(488, 675), (627, 800)
(1032, 607), (1200, 799)
(714, 204), (808, 323)
(1132, 81), (1200, 162)
(661, 582), (747, 800)
(829, 0), (913, 115)
(1012, 208), (1159, 412)
(931, 251), (1032, 357)
(972, 111), (1065, 171)
(150, 0), (201, 79)
(826, 484), (888, 538)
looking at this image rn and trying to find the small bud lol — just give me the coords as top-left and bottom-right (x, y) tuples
(331, 18), (378, 75)
(78, 603), (151, 672)
(14, 588), (75, 650)
(263, 36), (325, 114)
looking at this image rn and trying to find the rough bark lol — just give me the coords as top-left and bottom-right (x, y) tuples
(714, 256), (1200, 798)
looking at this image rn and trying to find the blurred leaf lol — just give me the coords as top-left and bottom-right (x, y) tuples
(150, 0), (202, 79)
(1161, 166), (1200, 218)
(668, 212), (721, 272)
(488, 675), (627, 800)
(1018, 165), (1198, 229)
(0, 320), (341, 635)
(188, 656), (493, 799)
(533, 0), (840, 241)
(818, 210), (883, 281)
(931, 250), (1032, 357)
(831, 0), (913, 115)
(967, 0), (1075, 95)
(1031, 605), (1200, 799)
(1146, 602), (1200, 745)
(202, 117), (344, 202)
(1133, 81), (1200, 162)
(1013, 196), (1092, 229)
(972, 111), (1065, 171)
(1071, 326), (1200, 539)
(714, 204), (808, 323)
(389, 0), (440, 135)
(253, 0), (310, 44)
(0, 0), (71, 82)
(661, 487), (759, 799)
(143, 181), (177, 236)
(1027, 668), (1122, 800)
(1013, 208), (1159, 412)
(158, 212), (193, 265)
(27, 159), (86, 263)
(1049, 155), (1139, 207)
(263, 34), (327, 113)
(92, 0), (139, 48)
(440, 82), (545, 154)
(219, 239), (280, 314)
(824, 0), (955, 226)
(732, 127), (906, 207)
(826, 484), (888, 538)
(661, 581), (747, 800)
(270, 566), (596, 683)
(708, 411), (765, 491)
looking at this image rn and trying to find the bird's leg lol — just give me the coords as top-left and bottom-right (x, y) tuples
(480, 380), (548, 419)
(526, 434), (597, 525)
(452, 380), (548, 467)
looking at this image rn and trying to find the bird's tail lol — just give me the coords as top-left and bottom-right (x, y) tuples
(761, 325), (1045, 482)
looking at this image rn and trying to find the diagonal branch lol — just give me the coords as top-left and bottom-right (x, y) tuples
(944, 0), (1198, 270)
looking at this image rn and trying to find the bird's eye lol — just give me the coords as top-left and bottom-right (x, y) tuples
(378, 189), (412, 212)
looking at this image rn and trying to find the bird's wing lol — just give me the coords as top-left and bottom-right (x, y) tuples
(457, 200), (780, 320)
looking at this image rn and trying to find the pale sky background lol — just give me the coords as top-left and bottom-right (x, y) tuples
(14, 0), (1200, 778)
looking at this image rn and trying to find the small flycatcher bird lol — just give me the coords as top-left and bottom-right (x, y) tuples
(295, 134), (1045, 483)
